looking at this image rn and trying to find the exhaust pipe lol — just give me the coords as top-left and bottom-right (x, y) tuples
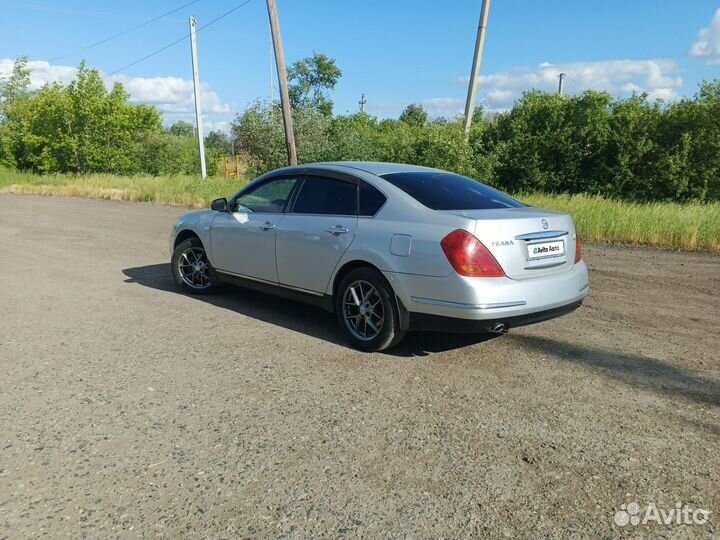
(491, 323), (507, 334)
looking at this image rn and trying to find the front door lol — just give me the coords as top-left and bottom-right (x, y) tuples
(276, 175), (358, 293)
(210, 176), (299, 282)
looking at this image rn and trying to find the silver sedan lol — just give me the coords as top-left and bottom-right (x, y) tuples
(170, 162), (589, 351)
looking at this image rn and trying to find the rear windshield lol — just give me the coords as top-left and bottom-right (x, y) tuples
(379, 171), (525, 211)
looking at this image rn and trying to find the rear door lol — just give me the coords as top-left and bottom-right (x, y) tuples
(276, 174), (358, 293)
(210, 176), (299, 282)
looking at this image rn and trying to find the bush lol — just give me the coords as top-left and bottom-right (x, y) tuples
(2, 55), (719, 203)
(230, 83), (720, 203)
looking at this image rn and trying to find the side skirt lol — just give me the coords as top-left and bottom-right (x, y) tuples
(215, 270), (335, 312)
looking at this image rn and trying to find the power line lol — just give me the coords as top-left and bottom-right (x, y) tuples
(108, 0), (255, 76)
(49, 0), (202, 62)
(2, 0), (140, 20)
(563, 75), (584, 91)
(108, 36), (189, 76)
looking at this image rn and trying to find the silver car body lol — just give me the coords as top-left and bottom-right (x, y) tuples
(170, 162), (589, 330)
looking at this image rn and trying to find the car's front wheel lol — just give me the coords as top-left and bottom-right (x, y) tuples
(171, 237), (220, 294)
(335, 267), (405, 352)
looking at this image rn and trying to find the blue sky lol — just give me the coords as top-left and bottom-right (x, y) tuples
(1, 0), (719, 131)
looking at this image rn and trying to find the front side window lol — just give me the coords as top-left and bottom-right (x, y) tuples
(379, 172), (525, 211)
(292, 176), (357, 215)
(235, 177), (298, 213)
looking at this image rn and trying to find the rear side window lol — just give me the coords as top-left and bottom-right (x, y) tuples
(292, 176), (357, 215)
(358, 181), (387, 216)
(379, 172), (525, 211)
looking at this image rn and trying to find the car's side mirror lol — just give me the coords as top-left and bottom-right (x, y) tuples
(211, 198), (228, 212)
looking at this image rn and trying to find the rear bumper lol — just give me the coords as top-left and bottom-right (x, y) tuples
(408, 299), (583, 333)
(383, 261), (589, 323)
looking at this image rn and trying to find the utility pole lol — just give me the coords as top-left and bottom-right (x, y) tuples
(269, 35), (274, 105)
(266, 0), (297, 166)
(359, 93), (366, 113)
(557, 73), (566, 95)
(189, 16), (207, 179)
(463, 0), (491, 134)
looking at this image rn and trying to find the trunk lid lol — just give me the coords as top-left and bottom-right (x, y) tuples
(445, 207), (577, 280)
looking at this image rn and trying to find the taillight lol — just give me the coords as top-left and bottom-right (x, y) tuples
(440, 229), (505, 277)
(574, 235), (582, 263)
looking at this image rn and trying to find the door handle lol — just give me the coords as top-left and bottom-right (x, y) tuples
(259, 221), (276, 231)
(326, 226), (350, 235)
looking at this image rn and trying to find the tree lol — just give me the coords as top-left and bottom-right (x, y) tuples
(0, 57), (32, 167)
(0, 61), (162, 173)
(205, 130), (232, 155)
(399, 104), (428, 127)
(0, 56), (31, 107)
(204, 130), (233, 176)
(471, 105), (484, 125)
(3, 54), (720, 199)
(230, 100), (334, 175)
(168, 120), (194, 137)
(287, 53), (342, 116)
(413, 122), (473, 175)
(231, 101), (288, 174)
(488, 90), (614, 195)
(661, 80), (720, 200)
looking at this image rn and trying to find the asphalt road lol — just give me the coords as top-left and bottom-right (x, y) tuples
(1, 194), (719, 539)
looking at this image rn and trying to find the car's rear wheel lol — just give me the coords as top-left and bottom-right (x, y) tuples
(171, 237), (219, 294)
(335, 267), (405, 352)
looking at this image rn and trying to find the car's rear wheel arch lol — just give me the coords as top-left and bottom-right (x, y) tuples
(332, 260), (410, 333)
(333, 264), (407, 351)
(332, 260), (383, 299)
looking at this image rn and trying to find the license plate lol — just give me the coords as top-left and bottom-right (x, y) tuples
(527, 240), (565, 259)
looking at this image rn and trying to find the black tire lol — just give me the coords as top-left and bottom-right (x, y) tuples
(335, 267), (406, 352)
(171, 237), (220, 295)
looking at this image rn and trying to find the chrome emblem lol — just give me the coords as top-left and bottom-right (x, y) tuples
(541, 219), (549, 230)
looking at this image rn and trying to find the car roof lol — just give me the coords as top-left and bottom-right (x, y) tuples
(302, 161), (442, 176)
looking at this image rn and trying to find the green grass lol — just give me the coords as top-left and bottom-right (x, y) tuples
(521, 192), (720, 252)
(0, 168), (247, 208)
(1, 168), (718, 252)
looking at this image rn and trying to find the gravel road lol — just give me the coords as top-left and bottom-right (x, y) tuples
(1, 194), (719, 539)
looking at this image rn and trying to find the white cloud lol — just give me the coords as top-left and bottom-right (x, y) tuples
(689, 9), (720, 57)
(486, 89), (513, 104)
(0, 58), (232, 124)
(204, 120), (231, 133)
(420, 97), (463, 117)
(365, 100), (404, 110)
(110, 75), (230, 115)
(361, 57), (684, 120)
(459, 58), (683, 109)
(0, 58), (76, 89)
(621, 82), (642, 93)
(647, 87), (678, 101)
(367, 98), (464, 118)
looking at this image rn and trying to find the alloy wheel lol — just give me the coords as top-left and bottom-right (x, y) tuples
(177, 246), (213, 290)
(342, 279), (385, 341)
